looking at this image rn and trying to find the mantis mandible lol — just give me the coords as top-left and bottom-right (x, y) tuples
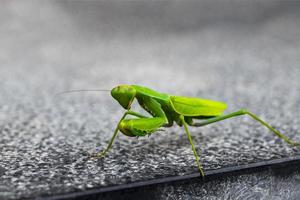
(62, 85), (300, 177)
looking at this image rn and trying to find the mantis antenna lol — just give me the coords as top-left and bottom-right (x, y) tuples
(55, 89), (110, 96)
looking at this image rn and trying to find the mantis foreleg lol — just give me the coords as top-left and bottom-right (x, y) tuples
(180, 115), (205, 177)
(192, 109), (300, 146)
(94, 110), (148, 158)
(95, 96), (170, 157)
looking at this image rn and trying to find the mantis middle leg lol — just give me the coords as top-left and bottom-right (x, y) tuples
(179, 115), (205, 177)
(191, 109), (300, 146)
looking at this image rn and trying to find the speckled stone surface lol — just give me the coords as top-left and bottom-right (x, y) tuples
(1, 1), (300, 199)
(91, 163), (300, 200)
(159, 167), (300, 200)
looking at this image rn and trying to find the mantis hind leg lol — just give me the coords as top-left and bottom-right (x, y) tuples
(192, 109), (300, 146)
(179, 115), (205, 177)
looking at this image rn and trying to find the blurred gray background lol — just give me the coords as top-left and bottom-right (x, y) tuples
(1, 1), (300, 199)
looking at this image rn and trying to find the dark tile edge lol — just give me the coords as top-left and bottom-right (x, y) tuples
(36, 155), (300, 200)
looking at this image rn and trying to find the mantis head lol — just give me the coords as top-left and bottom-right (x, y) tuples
(111, 85), (136, 110)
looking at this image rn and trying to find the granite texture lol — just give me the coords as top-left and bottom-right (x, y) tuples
(99, 164), (300, 200)
(1, 1), (300, 199)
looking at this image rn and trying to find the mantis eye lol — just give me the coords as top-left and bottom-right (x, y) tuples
(111, 85), (136, 109)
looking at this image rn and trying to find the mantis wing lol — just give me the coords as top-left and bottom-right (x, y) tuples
(170, 96), (227, 117)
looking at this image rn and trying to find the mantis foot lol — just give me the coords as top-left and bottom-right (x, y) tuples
(89, 151), (106, 159)
(289, 141), (300, 147)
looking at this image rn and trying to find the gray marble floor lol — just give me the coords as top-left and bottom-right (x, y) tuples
(1, 1), (300, 199)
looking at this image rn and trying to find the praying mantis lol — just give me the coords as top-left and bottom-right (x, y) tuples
(62, 84), (300, 177)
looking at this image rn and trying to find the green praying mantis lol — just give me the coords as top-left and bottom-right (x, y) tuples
(61, 84), (300, 177)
